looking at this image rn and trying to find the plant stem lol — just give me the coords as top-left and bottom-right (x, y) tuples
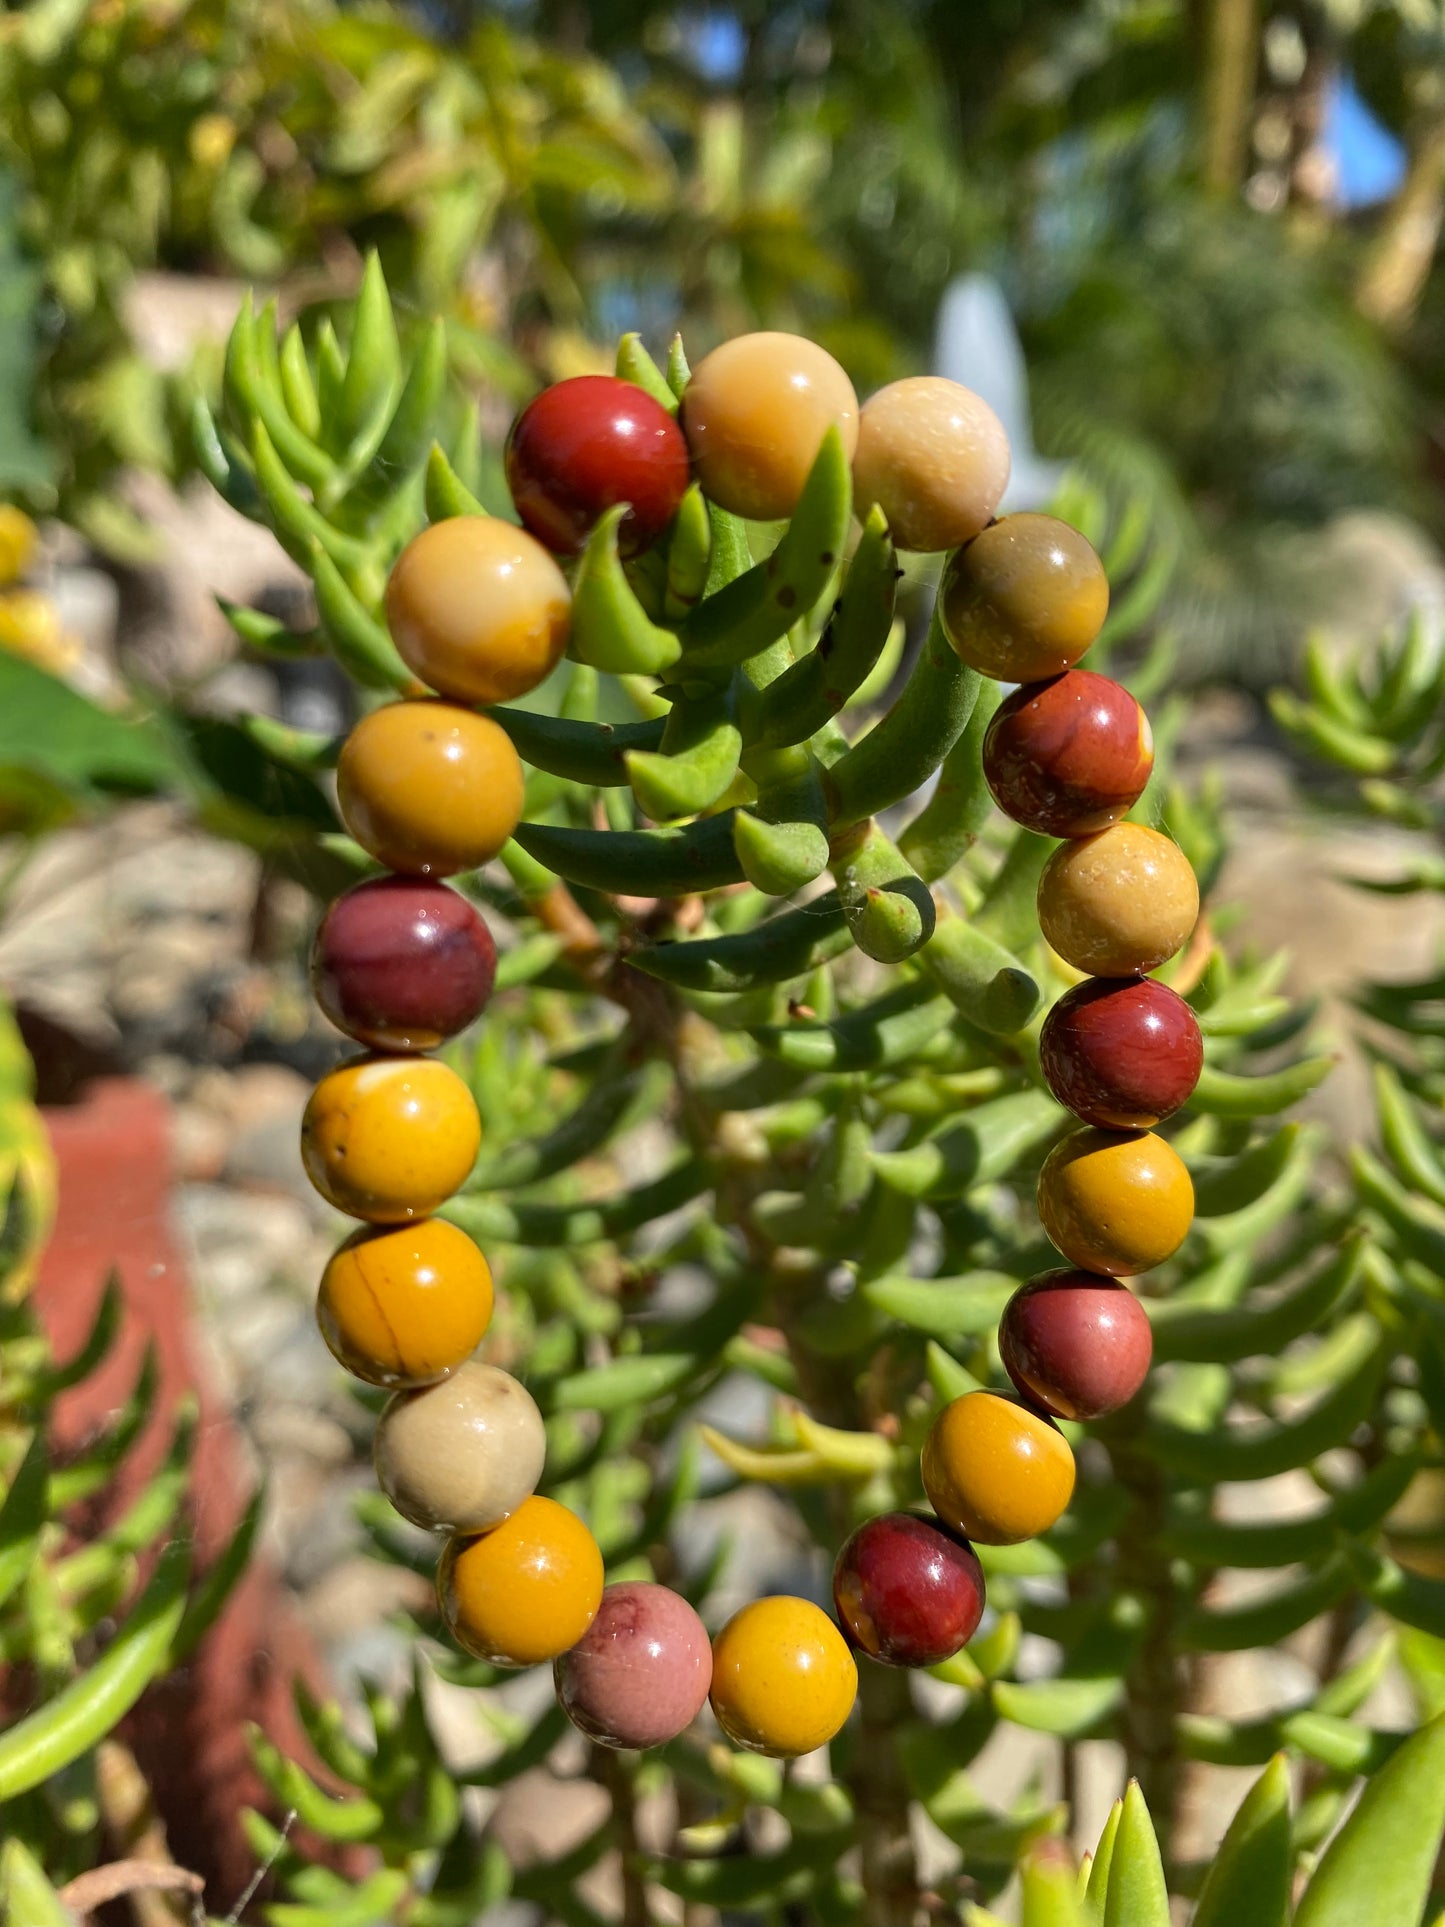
(1198, 0), (1259, 195)
(1357, 114), (1445, 330)
(1109, 1429), (1188, 1860)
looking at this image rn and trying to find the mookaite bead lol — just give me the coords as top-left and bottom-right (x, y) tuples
(1000, 1270), (1153, 1421)
(941, 515), (1108, 682)
(336, 701), (524, 878)
(682, 332), (859, 522)
(1037, 1125), (1194, 1276)
(709, 1596), (858, 1757)
(851, 377), (1010, 553)
(832, 1512), (985, 1668)
(506, 375), (690, 557)
(438, 1496), (603, 1668)
(555, 1581), (713, 1750)
(983, 670), (1153, 838)
(922, 1391), (1075, 1546)
(374, 1360), (545, 1533)
(317, 1218), (493, 1387)
(1041, 976), (1203, 1129)
(385, 516), (570, 705)
(300, 1055), (481, 1222)
(311, 876), (497, 1051)
(1037, 824), (1199, 977)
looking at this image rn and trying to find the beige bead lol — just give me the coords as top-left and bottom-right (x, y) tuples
(1037, 824), (1199, 976)
(374, 1361), (546, 1533)
(852, 377), (1011, 553)
(682, 333), (859, 522)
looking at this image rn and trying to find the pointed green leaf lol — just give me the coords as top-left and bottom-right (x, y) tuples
(1193, 1753), (1293, 1927)
(1102, 1782), (1168, 1927)
(1294, 1713), (1445, 1927)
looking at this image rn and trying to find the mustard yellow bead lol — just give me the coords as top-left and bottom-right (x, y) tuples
(316, 1218), (493, 1387)
(708, 1596), (857, 1758)
(1037, 1125), (1194, 1276)
(682, 333), (859, 522)
(336, 700), (524, 879)
(922, 1391), (1076, 1546)
(1037, 824), (1199, 977)
(437, 1495), (604, 1668)
(941, 514), (1108, 682)
(301, 1056), (481, 1223)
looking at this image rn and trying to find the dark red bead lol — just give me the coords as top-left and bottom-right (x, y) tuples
(832, 1512), (985, 1669)
(311, 877), (496, 1051)
(1000, 1270), (1153, 1421)
(1041, 976), (1203, 1129)
(505, 375), (690, 558)
(983, 670), (1153, 837)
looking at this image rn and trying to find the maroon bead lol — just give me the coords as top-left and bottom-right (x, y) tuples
(1000, 1270), (1153, 1421)
(505, 375), (690, 558)
(554, 1582), (712, 1750)
(983, 670), (1153, 837)
(1041, 976), (1203, 1129)
(311, 877), (497, 1051)
(832, 1512), (985, 1669)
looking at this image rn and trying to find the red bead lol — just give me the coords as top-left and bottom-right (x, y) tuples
(1041, 977), (1202, 1129)
(311, 877), (497, 1051)
(983, 670), (1153, 837)
(505, 375), (690, 557)
(832, 1512), (985, 1669)
(1000, 1271), (1153, 1421)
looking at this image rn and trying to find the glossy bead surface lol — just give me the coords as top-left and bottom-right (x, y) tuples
(983, 671), (1153, 837)
(1000, 1270), (1153, 1421)
(506, 376), (690, 558)
(375, 1361), (545, 1533)
(832, 1512), (985, 1668)
(1037, 1126), (1194, 1276)
(1041, 977), (1203, 1129)
(385, 516), (570, 704)
(682, 333), (859, 522)
(555, 1582), (713, 1750)
(941, 515), (1108, 682)
(311, 877), (496, 1050)
(1037, 824), (1199, 977)
(301, 1056), (481, 1222)
(336, 701), (524, 878)
(438, 1496), (603, 1669)
(921, 1392), (1075, 1546)
(851, 377), (1010, 553)
(709, 1596), (857, 1757)
(317, 1218), (493, 1387)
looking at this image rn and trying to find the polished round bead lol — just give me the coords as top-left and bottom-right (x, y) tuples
(300, 1055), (481, 1223)
(1041, 977), (1203, 1129)
(1000, 1270), (1154, 1421)
(851, 377), (1010, 553)
(375, 1361), (545, 1533)
(385, 516), (570, 705)
(708, 1596), (858, 1757)
(438, 1496), (603, 1669)
(311, 877), (496, 1051)
(1037, 824), (1199, 977)
(682, 333), (859, 522)
(1037, 1126), (1194, 1277)
(941, 515), (1109, 682)
(922, 1392), (1075, 1546)
(317, 1218), (493, 1387)
(555, 1582), (713, 1750)
(832, 1512), (985, 1669)
(336, 700), (524, 878)
(983, 671), (1153, 837)
(506, 375), (690, 557)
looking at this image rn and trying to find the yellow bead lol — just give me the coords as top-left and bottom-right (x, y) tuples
(922, 1391), (1075, 1545)
(852, 377), (1010, 553)
(301, 1056), (481, 1223)
(1037, 1126), (1194, 1276)
(1037, 824), (1199, 977)
(709, 1596), (857, 1758)
(316, 1218), (493, 1386)
(438, 1496), (604, 1668)
(941, 514), (1108, 682)
(682, 333), (859, 522)
(336, 700), (525, 879)
(385, 517), (571, 706)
